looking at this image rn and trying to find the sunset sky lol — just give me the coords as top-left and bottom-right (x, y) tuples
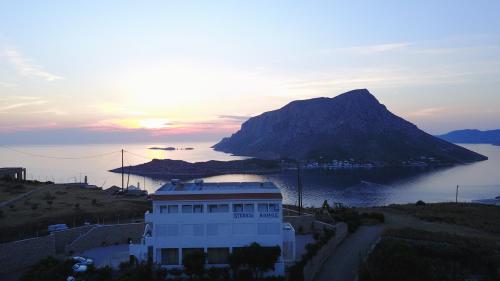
(1, 0), (500, 144)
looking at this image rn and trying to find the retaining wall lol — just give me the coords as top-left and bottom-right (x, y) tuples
(66, 223), (145, 254)
(284, 215), (316, 233)
(0, 234), (55, 274)
(53, 224), (95, 254)
(303, 222), (348, 281)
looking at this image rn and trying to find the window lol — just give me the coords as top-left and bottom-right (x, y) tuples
(182, 248), (204, 261)
(258, 223), (280, 235)
(156, 224), (179, 236)
(258, 203), (279, 212)
(232, 223), (256, 235)
(233, 204), (243, 212)
(193, 204), (203, 213)
(244, 204), (254, 212)
(207, 223), (231, 236)
(161, 248), (179, 265)
(181, 224), (204, 236)
(168, 205), (178, 214)
(207, 248), (229, 264)
(182, 205), (193, 213)
(258, 203), (268, 212)
(159, 205), (167, 214)
(269, 203), (280, 212)
(208, 204), (229, 213)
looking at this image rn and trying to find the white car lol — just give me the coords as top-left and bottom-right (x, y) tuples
(72, 264), (88, 273)
(71, 256), (94, 265)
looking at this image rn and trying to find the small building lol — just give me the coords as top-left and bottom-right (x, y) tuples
(129, 180), (295, 276)
(0, 167), (26, 180)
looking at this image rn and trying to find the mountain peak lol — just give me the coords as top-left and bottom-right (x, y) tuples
(213, 89), (487, 164)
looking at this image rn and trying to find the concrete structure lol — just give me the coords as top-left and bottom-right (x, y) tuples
(129, 180), (295, 276)
(0, 167), (26, 180)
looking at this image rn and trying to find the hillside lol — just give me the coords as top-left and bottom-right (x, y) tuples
(110, 158), (280, 179)
(213, 89), (487, 165)
(437, 129), (500, 146)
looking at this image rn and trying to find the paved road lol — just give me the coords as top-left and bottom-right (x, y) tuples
(82, 244), (130, 268)
(315, 225), (384, 281)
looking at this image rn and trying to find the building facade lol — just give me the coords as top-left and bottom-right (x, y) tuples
(129, 180), (295, 276)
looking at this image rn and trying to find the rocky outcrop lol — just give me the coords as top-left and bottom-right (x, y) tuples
(213, 89), (487, 165)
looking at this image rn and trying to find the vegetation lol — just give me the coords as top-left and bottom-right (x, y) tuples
(182, 251), (206, 280)
(228, 243), (281, 281)
(20, 243), (283, 281)
(288, 229), (335, 281)
(0, 181), (150, 242)
(385, 202), (500, 234)
(359, 228), (500, 281)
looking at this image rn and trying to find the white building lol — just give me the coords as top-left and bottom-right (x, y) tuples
(130, 180), (295, 276)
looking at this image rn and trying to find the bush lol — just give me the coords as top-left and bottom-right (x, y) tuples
(94, 266), (113, 281)
(331, 208), (361, 233)
(289, 229), (335, 281)
(20, 256), (73, 281)
(182, 250), (206, 280)
(361, 212), (385, 223)
(416, 200), (426, 206)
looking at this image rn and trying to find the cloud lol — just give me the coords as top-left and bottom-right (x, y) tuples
(323, 42), (411, 55)
(406, 107), (449, 117)
(0, 100), (48, 113)
(2, 47), (63, 81)
(217, 115), (250, 121)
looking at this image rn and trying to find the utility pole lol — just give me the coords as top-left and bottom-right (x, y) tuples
(121, 149), (124, 192)
(456, 185), (459, 203)
(297, 161), (303, 216)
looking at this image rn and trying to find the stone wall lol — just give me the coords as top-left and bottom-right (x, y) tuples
(0, 235), (55, 274)
(66, 223), (145, 254)
(284, 215), (315, 233)
(303, 222), (348, 281)
(53, 225), (95, 254)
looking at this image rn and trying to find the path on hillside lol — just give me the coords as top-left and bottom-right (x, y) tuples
(315, 225), (384, 281)
(315, 209), (499, 281)
(378, 209), (498, 240)
(0, 185), (48, 208)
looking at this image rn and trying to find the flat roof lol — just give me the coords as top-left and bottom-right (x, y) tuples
(153, 181), (282, 199)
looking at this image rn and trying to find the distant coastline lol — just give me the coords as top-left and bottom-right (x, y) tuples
(149, 146), (195, 151)
(110, 158), (281, 180)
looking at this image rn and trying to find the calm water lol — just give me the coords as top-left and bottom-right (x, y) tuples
(1, 142), (499, 207)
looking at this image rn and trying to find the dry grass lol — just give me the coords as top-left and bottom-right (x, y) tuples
(0, 181), (40, 201)
(384, 202), (500, 235)
(0, 181), (150, 242)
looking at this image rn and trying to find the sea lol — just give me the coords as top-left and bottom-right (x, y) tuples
(1, 142), (499, 207)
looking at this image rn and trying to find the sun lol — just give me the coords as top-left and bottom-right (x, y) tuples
(138, 119), (169, 129)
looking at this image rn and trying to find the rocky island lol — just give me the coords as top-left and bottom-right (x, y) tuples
(110, 158), (280, 179)
(213, 89), (487, 166)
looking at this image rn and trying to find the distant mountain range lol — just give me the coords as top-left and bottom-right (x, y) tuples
(437, 129), (500, 146)
(213, 89), (487, 165)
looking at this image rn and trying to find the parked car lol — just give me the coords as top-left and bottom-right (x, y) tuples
(71, 256), (93, 265)
(72, 264), (88, 273)
(48, 224), (69, 233)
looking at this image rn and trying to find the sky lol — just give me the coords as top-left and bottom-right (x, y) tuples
(1, 0), (500, 144)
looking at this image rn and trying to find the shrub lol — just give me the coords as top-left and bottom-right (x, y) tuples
(416, 200), (426, 206)
(182, 250), (206, 280)
(20, 256), (73, 281)
(361, 212), (385, 223)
